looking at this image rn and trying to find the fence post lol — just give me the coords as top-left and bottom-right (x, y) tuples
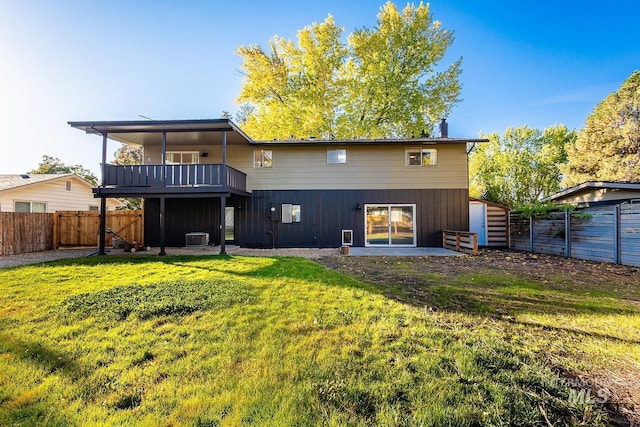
(564, 208), (571, 258)
(52, 212), (59, 250)
(614, 205), (620, 264)
(529, 214), (534, 253)
(472, 232), (478, 255)
(507, 211), (511, 249)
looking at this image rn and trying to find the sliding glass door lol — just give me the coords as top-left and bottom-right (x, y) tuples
(365, 204), (416, 246)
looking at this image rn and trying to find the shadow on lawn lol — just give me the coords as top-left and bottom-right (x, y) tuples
(47, 254), (640, 345)
(312, 257), (640, 345)
(50, 254), (640, 320)
(0, 335), (90, 424)
(0, 333), (85, 378)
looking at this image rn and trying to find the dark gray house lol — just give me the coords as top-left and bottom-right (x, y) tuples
(69, 119), (486, 254)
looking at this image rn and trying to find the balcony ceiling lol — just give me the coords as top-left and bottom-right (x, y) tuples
(68, 119), (254, 146)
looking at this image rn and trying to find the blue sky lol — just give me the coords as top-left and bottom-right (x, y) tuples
(0, 0), (638, 176)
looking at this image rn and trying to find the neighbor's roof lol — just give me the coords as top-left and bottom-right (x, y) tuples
(68, 118), (488, 146)
(545, 181), (640, 201)
(0, 173), (77, 192)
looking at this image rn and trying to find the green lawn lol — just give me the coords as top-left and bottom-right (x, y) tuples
(0, 255), (632, 425)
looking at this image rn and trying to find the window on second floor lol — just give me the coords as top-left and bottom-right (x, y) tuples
(405, 147), (438, 166)
(327, 149), (347, 164)
(65, 180), (72, 191)
(15, 201), (46, 213)
(254, 150), (273, 168)
(166, 151), (199, 165)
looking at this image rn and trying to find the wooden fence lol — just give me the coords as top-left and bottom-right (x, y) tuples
(0, 210), (145, 256)
(510, 204), (640, 267)
(0, 213), (54, 256)
(54, 210), (144, 249)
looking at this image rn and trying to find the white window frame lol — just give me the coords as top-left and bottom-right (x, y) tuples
(327, 149), (347, 164)
(364, 203), (417, 247)
(405, 147), (437, 166)
(65, 180), (72, 191)
(281, 203), (301, 224)
(14, 201), (47, 213)
(89, 205), (99, 211)
(342, 229), (353, 246)
(254, 149), (273, 168)
(166, 151), (200, 165)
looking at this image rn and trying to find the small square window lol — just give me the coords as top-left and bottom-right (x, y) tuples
(406, 148), (422, 166)
(281, 203), (301, 223)
(254, 150), (273, 168)
(327, 149), (347, 164)
(15, 201), (30, 213)
(421, 148), (437, 165)
(32, 202), (46, 213)
(406, 147), (437, 166)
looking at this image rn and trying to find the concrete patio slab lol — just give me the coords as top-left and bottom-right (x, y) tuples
(347, 247), (463, 256)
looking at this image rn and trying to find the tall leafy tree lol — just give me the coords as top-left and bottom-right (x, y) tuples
(112, 144), (144, 209)
(113, 144), (143, 166)
(469, 126), (574, 207)
(345, 2), (461, 138)
(236, 1), (461, 140)
(563, 71), (640, 185)
(29, 155), (98, 186)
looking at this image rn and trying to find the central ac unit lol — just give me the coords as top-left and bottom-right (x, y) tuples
(185, 232), (209, 247)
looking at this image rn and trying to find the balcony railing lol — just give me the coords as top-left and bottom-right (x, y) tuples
(102, 164), (247, 193)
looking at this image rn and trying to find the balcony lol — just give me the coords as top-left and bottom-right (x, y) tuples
(98, 164), (247, 196)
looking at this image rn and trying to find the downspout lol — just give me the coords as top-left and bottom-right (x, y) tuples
(466, 142), (477, 155)
(466, 142), (477, 215)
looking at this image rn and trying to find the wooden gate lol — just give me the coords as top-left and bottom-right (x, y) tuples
(53, 210), (144, 248)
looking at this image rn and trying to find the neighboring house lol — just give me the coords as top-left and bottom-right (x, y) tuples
(0, 174), (122, 212)
(68, 119), (487, 254)
(469, 198), (509, 247)
(545, 181), (640, 207)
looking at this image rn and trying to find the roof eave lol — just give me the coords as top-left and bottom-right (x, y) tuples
(251, 137), (489, 146)
(545, 181), (640, 201)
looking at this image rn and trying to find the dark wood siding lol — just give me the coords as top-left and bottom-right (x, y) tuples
(143, 189), (468, 248)
(237, 189), (468, 248)
(144, 198), (221, 246)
